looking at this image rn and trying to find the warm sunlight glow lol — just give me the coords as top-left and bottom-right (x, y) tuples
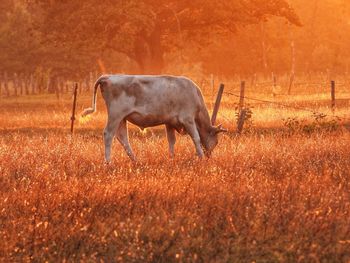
(1, 0), (349, 262)
(79, 114), (92, 124)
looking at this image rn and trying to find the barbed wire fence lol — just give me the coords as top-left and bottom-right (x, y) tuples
(210, 80), (350, 134)
(224, 91), (319, 113)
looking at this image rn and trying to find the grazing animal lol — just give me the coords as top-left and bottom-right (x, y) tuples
(82, 75), (227, 162)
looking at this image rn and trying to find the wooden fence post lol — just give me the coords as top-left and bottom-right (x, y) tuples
(237, 109), (247, 135)
(70, 83), (78, 134)
(239, 81), (245, 111)
(211, 83), (224, 125)
(331, 80), (335, 111)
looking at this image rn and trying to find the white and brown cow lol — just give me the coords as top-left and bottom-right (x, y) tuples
(82, 75), (226, 162)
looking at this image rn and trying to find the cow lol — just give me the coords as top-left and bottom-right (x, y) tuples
(81, 75), (227, 162)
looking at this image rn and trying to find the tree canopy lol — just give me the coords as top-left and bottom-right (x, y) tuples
(3, 1), (348, 79)
(0, 0), (300, 77)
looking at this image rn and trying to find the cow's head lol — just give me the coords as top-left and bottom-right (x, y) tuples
(202, 124), (227, 157)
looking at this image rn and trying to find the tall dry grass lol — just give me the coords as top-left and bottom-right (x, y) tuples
(1, 92), (350, 262)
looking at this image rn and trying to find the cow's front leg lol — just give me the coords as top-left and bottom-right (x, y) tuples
(183, 120), (204, 158)
(104, 116), (122, 163)
(166, 125), (176, 158)
(116, 119), (136, 161)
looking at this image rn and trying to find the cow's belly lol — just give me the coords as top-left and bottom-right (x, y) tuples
(126, 112), (183, 131)
(126, 112), (169, 128)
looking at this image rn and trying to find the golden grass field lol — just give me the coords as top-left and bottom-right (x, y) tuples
(1, 84), (350, 262)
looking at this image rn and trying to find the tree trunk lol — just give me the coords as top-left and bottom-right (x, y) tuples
(31, 74), (35, 94)
(4, 72), (10, 97)
(288, 32), (296, 95)
(260, 22), (268, 76)
(14, 73), (19, 96)
(306, 0), (319, 73)
(25, 75), (29, 95)
(133, 38), (148, 73)
(133, 22), (165, 74)
(147, 23), (164, 74)
(19, 73), (24, 95)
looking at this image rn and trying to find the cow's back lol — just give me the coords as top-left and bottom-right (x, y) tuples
(107, 75), (204, 114)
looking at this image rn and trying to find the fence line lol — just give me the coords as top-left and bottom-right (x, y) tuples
(1, 72), (349, 99)
(221, 91), (350, 131)
(224, 91), (323, 113)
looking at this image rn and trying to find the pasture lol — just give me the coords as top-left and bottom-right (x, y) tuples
(1, 85), (350, 262)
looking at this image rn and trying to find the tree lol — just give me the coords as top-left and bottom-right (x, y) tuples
(0, 1), (40, 73)
(195, 0), (350, 78)
(30, 0), (300, 74)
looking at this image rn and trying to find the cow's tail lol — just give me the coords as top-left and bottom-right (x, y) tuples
(81, 77), (103, 117)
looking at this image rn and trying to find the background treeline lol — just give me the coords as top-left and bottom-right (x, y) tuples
(0, 0), (349, 90)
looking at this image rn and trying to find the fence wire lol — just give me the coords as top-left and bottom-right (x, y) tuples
(220, 91), (350, 125)
(225, 91), (327, 114)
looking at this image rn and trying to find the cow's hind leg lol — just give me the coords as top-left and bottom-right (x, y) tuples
(116, 119), (136, 161)
(104, 116), (122, 163)
(166, 125), (176, 158)
(183, 119), (204, 158)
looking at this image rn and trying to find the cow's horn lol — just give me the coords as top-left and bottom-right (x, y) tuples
(216, 124), (228, 133)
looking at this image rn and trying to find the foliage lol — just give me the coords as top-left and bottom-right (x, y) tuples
(2, 1), (350, 79)
(283, 112), (342, 134)
(0, 1), (41, 73)
(235, 105), (254, 131)
(181, 0), (350, 77)
(0, 0), (300, 76)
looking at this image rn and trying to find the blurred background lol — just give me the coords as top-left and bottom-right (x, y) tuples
(0, 0), (349, 95)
